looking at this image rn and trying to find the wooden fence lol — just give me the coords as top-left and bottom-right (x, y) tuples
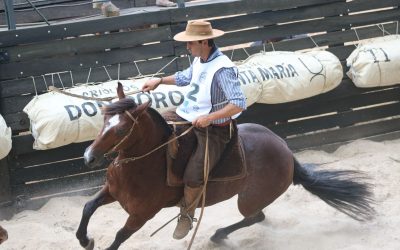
(1, 0), (400, 216)
(0, 0), (158, 26)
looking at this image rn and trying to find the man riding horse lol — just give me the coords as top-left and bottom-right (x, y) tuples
(79, 21), (374, 249)
(142, 20), (246, 239)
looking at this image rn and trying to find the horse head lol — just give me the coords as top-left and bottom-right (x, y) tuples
(84, 82), (150, 169)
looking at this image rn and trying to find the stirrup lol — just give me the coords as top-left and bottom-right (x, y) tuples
(177, 213), (197, 229)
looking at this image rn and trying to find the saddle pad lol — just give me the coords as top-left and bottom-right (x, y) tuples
(163, 111), (247, 187)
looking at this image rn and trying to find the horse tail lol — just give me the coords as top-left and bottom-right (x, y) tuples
(292, 157), (376, 221)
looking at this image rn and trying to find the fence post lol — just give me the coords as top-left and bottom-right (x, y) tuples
(4, 0), (16, 30)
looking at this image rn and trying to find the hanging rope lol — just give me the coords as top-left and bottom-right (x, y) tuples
(86, 67), (92, 84)
(353, 28), (361, 48)
(14, 0), (100, 11)
(51, 73), (55, 86)
(48, 86), (142, 101)
(377, 24), (391, 36)
(103, 66), (112, 81)
(149, 56), (179, 79)
(242, 47), (250, 57)
(43, 55), (181, 102)
(133, 60), (143, 77)
(31, 76), (38, 96)
(70, 71), (74, 87)
(42, 75), (48, 90)
(117, 63), (121, 81)
(25, 0), (50, 26)
(270, 41), (275, 51)
(129, 56), (179, 80)
(57, 73), (65, 90)
(309, 35), (319, 48)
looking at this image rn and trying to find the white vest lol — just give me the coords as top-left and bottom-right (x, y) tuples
(176, 54), (235, 122)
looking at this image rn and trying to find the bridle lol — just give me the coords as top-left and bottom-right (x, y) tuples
(102, 109), (193, 167)
(103, 110), (140, 161)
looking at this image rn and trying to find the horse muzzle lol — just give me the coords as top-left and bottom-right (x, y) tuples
(84, 146), (107, 169)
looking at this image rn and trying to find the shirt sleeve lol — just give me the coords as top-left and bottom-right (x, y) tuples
(174, 63), (193, 87)
(215, 67), (247, 110)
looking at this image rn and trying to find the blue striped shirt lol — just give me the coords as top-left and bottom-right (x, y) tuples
(175, 47), (246, 124)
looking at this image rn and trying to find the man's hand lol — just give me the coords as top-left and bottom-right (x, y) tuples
(142, 77), (162, 92)
(192, 115), (212, 128)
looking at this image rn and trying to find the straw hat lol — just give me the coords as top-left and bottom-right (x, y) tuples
(174, 20), (224, 42)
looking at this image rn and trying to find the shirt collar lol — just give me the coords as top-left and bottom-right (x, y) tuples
(200, 46), (222, 63)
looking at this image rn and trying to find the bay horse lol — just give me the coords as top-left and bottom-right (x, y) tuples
(0, 225), (8, 245)
(77, 83), (375, 250)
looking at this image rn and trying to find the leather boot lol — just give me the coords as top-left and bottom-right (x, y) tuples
(173, 185), (203, 239)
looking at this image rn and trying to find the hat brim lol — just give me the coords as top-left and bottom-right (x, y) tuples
(173, 29), (225, 42)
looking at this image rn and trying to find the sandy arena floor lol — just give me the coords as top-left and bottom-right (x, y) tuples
(1, 138), (400, 250)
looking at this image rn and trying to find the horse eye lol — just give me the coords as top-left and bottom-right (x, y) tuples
(116, 128), (127, 137)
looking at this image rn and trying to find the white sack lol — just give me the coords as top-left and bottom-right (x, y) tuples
(25, 50), (343, 150)
(24, 79), (190, 150)
(236, 64), (263, 106)
(236, 51), (343, 104)
(347, 35), (400, 88)
(0, 114), (12, 159)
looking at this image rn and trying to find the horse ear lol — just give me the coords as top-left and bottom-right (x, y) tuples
(117, 82), (125, 99)
(135, 101), (151, 115)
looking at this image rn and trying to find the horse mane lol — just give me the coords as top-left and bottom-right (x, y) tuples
(102, 98), (137, 115)
(102, 98), (172, 136)
(146, 107), (173, 137)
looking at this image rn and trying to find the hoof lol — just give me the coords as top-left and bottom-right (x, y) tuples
(255, 211), (266, 223)
(0, 227), (8, 244)
(210, 228), (227, 244)
(84, 238), (94, 250)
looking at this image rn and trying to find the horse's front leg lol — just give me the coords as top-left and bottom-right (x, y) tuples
(76, 185), (115, 250)
(106, 215), (148, 250)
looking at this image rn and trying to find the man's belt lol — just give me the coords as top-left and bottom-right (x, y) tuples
(212, 119), (232, 127)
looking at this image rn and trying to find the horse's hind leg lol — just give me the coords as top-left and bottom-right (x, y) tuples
(210, 211), (265, 243)
(76, 185), (115, 250)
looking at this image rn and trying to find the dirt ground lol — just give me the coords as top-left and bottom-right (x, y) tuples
(1, 138), (400, 249)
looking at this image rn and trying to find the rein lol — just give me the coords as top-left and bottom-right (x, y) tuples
(105, 111), (193, 166)
(150, 128), (211, 250)
(186, 128), (210, 250)
(48, 85), (142, 102)
(116, 125), (194, 166)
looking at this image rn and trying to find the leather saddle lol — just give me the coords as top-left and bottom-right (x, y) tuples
(162, 111), (247, 187)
